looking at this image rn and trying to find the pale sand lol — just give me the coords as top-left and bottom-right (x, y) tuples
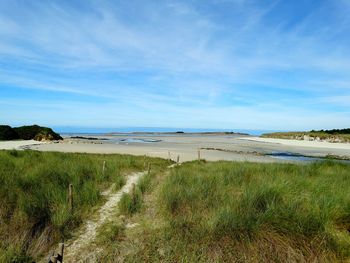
(0, 140), (46, 150)
(239, 137), (350, 150)
(3, 134), (346, 163)
(28, 140), (273, 163)
(1, 135), (349, 162)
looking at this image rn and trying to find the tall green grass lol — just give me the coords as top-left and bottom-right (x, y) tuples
(0, 150), (168, 262)
(119, 165), (157, 215)
(119, 188), (143, 216)
(155, 161), (350, 261)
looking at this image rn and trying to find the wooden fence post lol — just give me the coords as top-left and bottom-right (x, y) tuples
(102, 161), (106, 175)
(57, 243), (64, 263)
(168, 151), (171, 161)
(48, 243), (64, 263)
(68, 184), (73, 211)
(198, 148), (201, 162)
(177, 155), (180, 165)
(49, 255), (58, 263)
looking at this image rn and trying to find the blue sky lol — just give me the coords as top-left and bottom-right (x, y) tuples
(1, 0), (350, 131)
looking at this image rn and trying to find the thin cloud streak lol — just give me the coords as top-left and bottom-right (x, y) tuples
(0, 0), (349, 129)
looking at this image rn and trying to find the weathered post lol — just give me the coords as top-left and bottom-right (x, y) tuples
(198, 148), (201, 162)
(57, 243), (64, 263)
(49, 254), (58, 263)
(68, 183), (73, 211)
(177, 155), (180, 165)
(168, 151), (171, 161)
(148, 162), (151, 176)
(102, 160), (106, 175)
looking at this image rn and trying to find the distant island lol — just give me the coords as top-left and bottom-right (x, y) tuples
(105, 131), (249, 136)
(69, 136), (108, 140)
(0, 125), (63, 141)
(262, 128), (350, 143)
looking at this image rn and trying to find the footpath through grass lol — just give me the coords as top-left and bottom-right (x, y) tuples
(0, 150), (168, 262)
(99, 160), (350, 262)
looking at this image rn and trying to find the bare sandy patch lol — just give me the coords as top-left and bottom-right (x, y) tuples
(0, 140), (46, 150)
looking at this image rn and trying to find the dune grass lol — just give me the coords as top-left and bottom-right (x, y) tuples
(118, 164), (161, 217)
(262, 131), (350, 143)
(119, 187), (143, 216)
(100, 160), (350, 262)
(161, 161), (350, 261)
(0, 150), (168, 262)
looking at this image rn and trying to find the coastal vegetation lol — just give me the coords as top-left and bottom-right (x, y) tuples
(2, 149), (350, 262)
(0, 125), (62, 141)
(0, 150), (168, 262)
(262, 128), (350, 143)
(98, 161), (350, 262)
(0, 125), (19, 140)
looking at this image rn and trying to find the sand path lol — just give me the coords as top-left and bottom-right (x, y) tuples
(61, 171), (145, 263)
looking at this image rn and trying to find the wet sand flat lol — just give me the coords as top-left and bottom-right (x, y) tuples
(6, 134), (348, 163)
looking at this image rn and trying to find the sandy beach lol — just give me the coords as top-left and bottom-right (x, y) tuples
(0, 140), (46, 150)
(240, 137), (350, 150)
(2, 134), (349, 163)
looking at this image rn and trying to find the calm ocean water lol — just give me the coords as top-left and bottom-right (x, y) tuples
(55, 126), (279, 136)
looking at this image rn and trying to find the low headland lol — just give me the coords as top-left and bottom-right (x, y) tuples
(0, 125), (62, 141)
(262, 128), (350, 143)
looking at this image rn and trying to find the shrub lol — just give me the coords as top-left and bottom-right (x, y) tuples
(0, 125), (19, 140)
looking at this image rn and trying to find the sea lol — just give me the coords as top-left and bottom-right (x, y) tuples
(54, 126), (279, 136)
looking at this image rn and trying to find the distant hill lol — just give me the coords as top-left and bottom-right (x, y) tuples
(0, 125), (62, 141)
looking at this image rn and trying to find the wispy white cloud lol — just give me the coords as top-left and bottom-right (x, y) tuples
(0, 0), (350, 129)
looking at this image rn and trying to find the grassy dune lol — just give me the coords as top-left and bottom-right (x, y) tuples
(0, 150), (168, 262)
(99, 161), (350, 262)
(262, 131), (350, 143)
(2, 150), (350, 262)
